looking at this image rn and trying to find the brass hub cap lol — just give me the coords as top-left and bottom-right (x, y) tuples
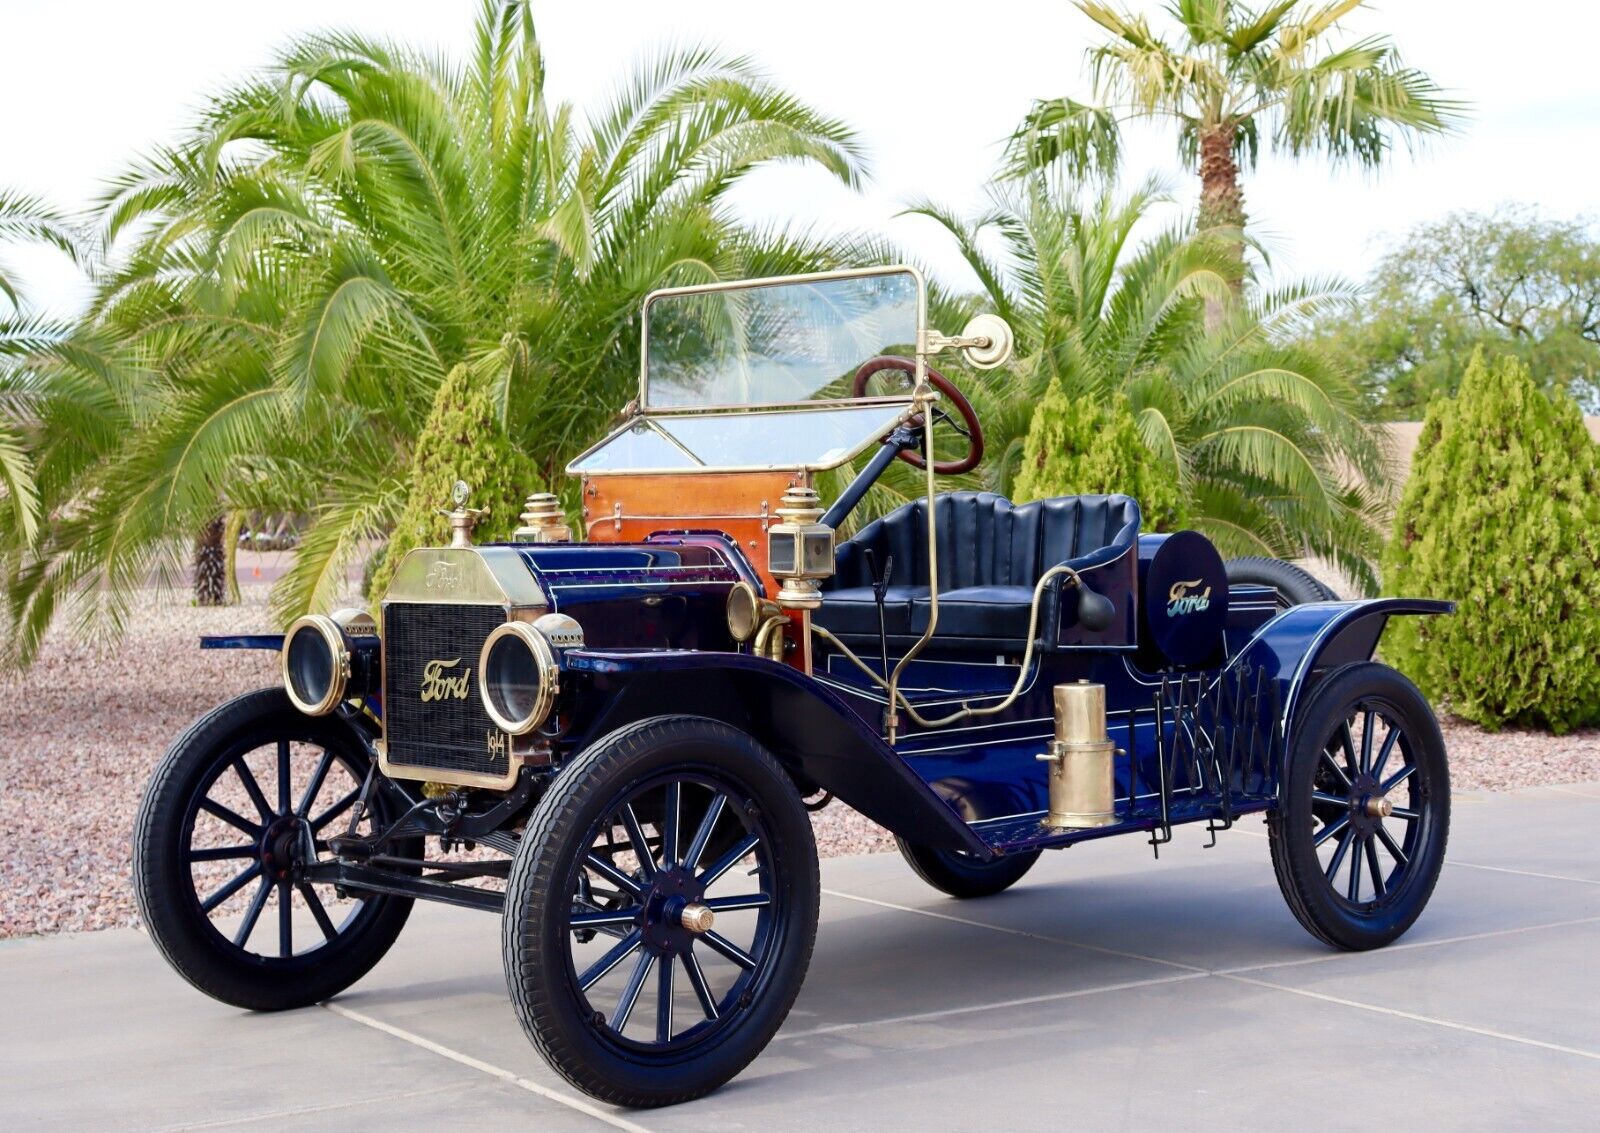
(679, 902), (715, 935)
(1364, 795), (1393, 819)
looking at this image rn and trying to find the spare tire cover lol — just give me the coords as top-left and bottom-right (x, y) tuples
(1138, 531), (1229, 668)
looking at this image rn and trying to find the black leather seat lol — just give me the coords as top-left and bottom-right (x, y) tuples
(818, 492), (1141, 649)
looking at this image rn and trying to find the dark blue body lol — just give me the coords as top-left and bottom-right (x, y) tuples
(204, 533), (1450, 860)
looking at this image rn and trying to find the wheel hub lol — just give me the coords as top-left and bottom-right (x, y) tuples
(639, 868), (707, 956)
(259, 815), (311, 881)
(1347, 772), (1387, 837)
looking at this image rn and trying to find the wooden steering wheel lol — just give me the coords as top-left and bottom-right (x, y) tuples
(851, 356), (985, 475)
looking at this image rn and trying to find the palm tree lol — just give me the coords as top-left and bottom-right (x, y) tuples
(1010, 1), (1462, 274)
(2, 1), (864, 661)
(910, 173), (1390, 589)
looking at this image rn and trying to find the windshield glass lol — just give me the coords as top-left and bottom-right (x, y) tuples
(643, 268), (921, 409)
(569, 404), (912, 474)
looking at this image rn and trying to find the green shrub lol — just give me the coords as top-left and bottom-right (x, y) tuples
(366, 364), (542, 601)
(1012, 380), (1186, 531)
(1382, 350), (1600, 732)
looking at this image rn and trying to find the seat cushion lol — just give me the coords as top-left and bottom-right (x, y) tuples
(813, 585), (921, 637)
(910, 586), (1034, 641)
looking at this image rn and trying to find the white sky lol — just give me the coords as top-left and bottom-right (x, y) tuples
(3, 0), (1598, 317)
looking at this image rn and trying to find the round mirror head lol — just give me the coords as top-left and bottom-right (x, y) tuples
(960, 313), (1014, 370)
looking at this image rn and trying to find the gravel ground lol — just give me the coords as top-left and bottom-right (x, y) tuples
(0, 571), (1592, 939)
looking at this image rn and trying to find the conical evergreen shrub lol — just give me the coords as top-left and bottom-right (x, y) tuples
(1013, 379), (1186, 531)
(366, 364), (542, 600)
(1382, 350), (1600, 733)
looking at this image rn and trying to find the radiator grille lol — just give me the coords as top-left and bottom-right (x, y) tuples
(382, 602), (510, 779)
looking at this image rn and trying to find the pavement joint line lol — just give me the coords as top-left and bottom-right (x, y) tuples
(1219, 973), (1600, 1063)
(320, 1002), (656, 1133)
(776, 971), (1208, 1041)
(1536, 784), (1600, 800)
(1214, 914), (1600, 975)
(820, 887), (1206, 974)
(141, 1082), (469, 1133)
(1231, 827), (1600, 887)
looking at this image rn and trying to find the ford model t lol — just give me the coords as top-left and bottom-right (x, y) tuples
(134, 267), (1452, 1107)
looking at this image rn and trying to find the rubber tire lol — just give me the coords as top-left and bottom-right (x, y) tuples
(1225, 556), (1340, 606)
(133, 688), (415, 1011)
(502, 715), (820, 1108)
(895, 838), (1041, 898)
(1268, 663), (1450, 951)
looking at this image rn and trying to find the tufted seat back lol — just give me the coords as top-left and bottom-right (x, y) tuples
(830, 492), (1141, 592)
(816, 492), (1141, 649)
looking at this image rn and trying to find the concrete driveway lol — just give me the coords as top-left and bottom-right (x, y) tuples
(5, 783), (1599, 1131)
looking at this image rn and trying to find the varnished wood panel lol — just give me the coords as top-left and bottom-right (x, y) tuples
(580, 471), (813, 671)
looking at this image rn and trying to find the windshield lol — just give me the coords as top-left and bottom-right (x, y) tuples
(642, 268), (921, 409)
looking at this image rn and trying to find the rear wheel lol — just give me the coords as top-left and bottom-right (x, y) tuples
(1225, 556), (1339, 607)
(1269, 663), (1450, 950)
(895, 838), (1040, 898)
(503, 716), (819, 1107)
(133, 688), (416, 1010)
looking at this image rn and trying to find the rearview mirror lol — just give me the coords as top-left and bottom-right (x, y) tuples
(959, 313), (1013, 370)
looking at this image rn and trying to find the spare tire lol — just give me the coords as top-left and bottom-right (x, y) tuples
(1224, 556), (1340, 608)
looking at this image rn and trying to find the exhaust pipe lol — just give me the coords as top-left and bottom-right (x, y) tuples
(1037, 681), (1117, 828)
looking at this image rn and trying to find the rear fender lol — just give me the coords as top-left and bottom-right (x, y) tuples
(561, 649), (990, 857)
(1227, 597), (1453, 761)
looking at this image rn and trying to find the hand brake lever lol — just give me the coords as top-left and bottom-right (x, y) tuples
(864, 548), (894, 683)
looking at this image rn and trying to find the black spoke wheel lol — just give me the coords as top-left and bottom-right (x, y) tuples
(134, 688), (418, 1010)
(504, 716), (818, 1108)
(1270, 663), (1450, 950)
(895, 838), (1040, 899)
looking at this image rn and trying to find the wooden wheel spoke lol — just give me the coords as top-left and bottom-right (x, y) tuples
(1376, 823), (1410, 866)
(1345, 838), (1363, 902)
(682, 948), (719, 1021)
(569, 908), (640, 929)
(656, 951), (675, 1044)
(659, 782), (681, 869)
(276, 740), (292, 814)
(1324, 827), (1355, 884)
(1313, 813), (1350, 848)
(700, 929), (756, 970)
(1338, 722), (1359, 780)
(619, 804), (656, 881)
(201, 797), (263, 838)
(187, 843), (256, 863)
(300, 884), (338, 941)
(232, 759), (276, 822)
(296, 749), (336, 818)
(1311, 791), (1349, 808)
(1380, 764), (1417, 795)
(578, 930), (642, 992)
(1371, 725), (1401, 783)
(584, 853), (645, 899)
(1364, 836), (1387, 900)
(232, 877), (272, 946)
(310, 787), (361, 833)
(697, 833), (760, 889)
(1358, 709), (1376, 774)
(1318, 748), (1352, 790)
(278, 881), (293, 957)
(200, 863), (262, 913)
(1388, 806), (1419, 821)
(683, 794), (727, 873)
(610, 953), (653, 1032)
(703, 893), (771, 913)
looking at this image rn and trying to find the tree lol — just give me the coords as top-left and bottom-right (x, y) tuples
(1010, 0), (1462, 281)
(2, 1), (863, 660)
(1382, 351), (1600, 733)
(1305, 208), (1600, 417)
(366, 362), (541, 601)
(1014, 381), (1187, 529)
(911, 173), (1388, 588)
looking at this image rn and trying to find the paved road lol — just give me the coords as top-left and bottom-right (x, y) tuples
(5, 783), (1599, 1131)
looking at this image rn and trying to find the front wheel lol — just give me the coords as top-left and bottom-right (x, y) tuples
(133, 688), (416, 1011)
(1269, 663), (1450, 950)
(503, 716), (819, 1108)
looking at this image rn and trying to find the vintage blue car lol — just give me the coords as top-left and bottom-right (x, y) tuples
(134, 266), (1453, 1108)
